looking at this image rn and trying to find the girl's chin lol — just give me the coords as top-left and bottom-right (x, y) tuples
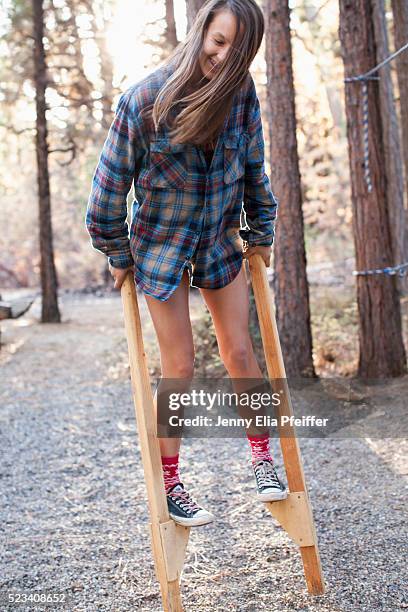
(197, 57), (215, 81)
(205, 62), (216, 78)
(200, 68), (213, 80)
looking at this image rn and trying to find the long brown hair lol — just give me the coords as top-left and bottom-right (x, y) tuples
(149, 0), (264, 146)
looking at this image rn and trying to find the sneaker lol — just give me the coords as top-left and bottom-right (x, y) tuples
(166, 483), (215, 527)
(253, 459), (288, 502)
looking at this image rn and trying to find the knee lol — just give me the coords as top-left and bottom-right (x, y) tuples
(174, 361), (195, 379)
(163, 352), (195, 379)
(221, 342), (252, 372)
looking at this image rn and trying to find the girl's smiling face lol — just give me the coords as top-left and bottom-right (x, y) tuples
(198, 10), (239, 79)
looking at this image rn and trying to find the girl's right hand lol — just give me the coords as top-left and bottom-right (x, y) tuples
(108, 262), (134, 290)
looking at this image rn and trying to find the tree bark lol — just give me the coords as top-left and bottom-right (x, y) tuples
(339, 0), (406, 378)
(265, 1), (316, 378)
(390, 0), (408, 254)
(186, 0), (206, 31)
(372, 0), (407, 295)
(90, 0), (116, 130)
(165, 0), (179, 48)
(32, 0), (61, 322)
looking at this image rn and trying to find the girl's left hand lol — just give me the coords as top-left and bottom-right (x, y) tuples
(242, 244), (272, 268)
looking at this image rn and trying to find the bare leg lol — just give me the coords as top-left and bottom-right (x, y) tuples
(143, 269), (195, 457)
(199, 266), (262, 377)
(199, 264), (268, 435)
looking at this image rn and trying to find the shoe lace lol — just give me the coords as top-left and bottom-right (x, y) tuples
(254, 460), (280, 488)
(169, 489), (200, 514)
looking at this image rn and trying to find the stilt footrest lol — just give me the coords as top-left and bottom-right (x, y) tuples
(149, 521), (190, 583)
(265, 492), (315, 547)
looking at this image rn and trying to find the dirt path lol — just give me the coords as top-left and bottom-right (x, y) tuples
(0, 289), (407, 611)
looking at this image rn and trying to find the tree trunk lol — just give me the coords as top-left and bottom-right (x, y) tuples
(372, 0), (407, 295)
(91, 0), (116, 130)
(339, 0), (406, 378)
(265, 1), (316, 378)
(32, 0), (61, 323)
(165, 0), (179, 48)
(390, 0), (408, 254)
(96, 35), (115, 130)
(186, 0), (206, 31)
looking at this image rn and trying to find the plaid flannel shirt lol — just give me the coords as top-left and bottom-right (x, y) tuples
(85, 62), (279, 302)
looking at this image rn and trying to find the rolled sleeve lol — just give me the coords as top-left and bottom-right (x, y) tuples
(85, 89), (145, 269)
(239, 79), (279, 247)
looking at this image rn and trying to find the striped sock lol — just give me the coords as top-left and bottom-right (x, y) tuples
(161, 454), (181, 493)
(246, 430), (273, 464)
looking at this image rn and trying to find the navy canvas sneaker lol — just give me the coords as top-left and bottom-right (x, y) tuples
(253, 459), (288, 501)
(166, 483), (215, 527)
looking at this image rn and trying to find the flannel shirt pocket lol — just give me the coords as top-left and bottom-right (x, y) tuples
(223, 132), (247, 184)
(145, 138), (188, 189)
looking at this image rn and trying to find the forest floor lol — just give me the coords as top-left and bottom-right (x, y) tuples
(0, 263), (407, 611)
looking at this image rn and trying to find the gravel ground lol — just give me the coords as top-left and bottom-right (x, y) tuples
(0, 289), (407, 612)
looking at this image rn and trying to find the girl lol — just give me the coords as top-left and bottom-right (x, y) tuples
(86, 0), (287, 527)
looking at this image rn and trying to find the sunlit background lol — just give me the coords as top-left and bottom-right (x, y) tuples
(0, 0), (340, 128)
(97, 0), (333, 91)
(106, 0), (187, 85)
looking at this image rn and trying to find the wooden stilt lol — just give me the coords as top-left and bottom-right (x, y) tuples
(120, 254), (325, 610)
(121, 272), (190, 611)
(246, 254), (325, 595)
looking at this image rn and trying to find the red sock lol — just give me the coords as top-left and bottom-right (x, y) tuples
(161, 454), (180, 493)
(246, 430), (273, 464)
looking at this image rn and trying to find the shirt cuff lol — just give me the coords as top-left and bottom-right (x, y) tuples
(239, 228), (274, 247)
(108, 253), (134, 269)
